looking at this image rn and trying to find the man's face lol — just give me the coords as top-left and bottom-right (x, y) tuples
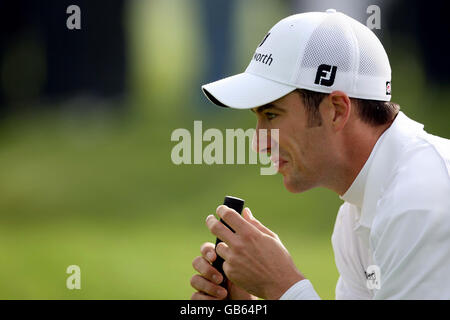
(252, 91), (334, 193)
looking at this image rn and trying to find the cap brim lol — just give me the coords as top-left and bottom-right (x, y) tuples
(201, 72), (296, 109)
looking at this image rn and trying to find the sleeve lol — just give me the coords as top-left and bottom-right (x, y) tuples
(370, 208), (450, 299)
(335, 275), (369, 300)
(279, 279), (321, 300)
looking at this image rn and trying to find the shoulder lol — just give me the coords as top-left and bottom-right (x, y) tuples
(381, 137), (450, 212)
(371, 136), (450, 238)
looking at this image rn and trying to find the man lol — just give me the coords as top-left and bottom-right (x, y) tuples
(190, 9), (450, 299)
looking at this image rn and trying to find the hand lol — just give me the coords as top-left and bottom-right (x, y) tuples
(190, 242), (257, 300)
(206, 206), (305, 300)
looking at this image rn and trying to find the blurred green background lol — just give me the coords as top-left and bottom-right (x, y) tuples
(0, 0), (448, 299)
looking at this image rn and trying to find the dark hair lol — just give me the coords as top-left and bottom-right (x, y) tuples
(295, 89), (400, 127)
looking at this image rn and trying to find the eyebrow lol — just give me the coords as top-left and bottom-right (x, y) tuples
(250, 104), (285, 114)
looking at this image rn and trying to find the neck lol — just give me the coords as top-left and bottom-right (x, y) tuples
(329, 118), (395, 196)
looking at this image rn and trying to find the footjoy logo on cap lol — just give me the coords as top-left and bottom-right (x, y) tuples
(386, 81), (391, 95)
(314, 64), (337, 86)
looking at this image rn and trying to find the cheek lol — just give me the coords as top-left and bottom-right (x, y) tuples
(289, 130), (322, 167)
(284, 133), (307, 164)
(305, 131), (332, 166)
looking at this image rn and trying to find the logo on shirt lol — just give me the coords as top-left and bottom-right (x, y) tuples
(365, 265), (381, 290)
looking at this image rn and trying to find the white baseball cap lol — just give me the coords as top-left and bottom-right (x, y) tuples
(202, 9), (391, 109)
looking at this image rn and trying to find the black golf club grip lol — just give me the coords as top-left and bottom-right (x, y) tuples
(212, 196), (245, 287)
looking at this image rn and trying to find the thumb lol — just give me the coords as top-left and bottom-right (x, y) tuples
(242, 207), (277, 238)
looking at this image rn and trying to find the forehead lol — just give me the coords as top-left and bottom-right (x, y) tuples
(251, 104), (277, 113)
(250, 91), (299, 113)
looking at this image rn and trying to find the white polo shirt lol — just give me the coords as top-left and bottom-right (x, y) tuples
(280, 111), (450, 300)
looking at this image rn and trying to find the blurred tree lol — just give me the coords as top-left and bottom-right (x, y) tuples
(386, 0), (450, 85)
(199, 0), (236, 85)
(0, 0), (126, 118)
(197, 0), (236, 111)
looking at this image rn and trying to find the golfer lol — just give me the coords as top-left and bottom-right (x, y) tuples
(190, 9), (450, 300)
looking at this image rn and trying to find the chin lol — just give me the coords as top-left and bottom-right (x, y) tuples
(282, 174), (313, 194)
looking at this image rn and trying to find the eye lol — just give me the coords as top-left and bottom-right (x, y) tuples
(264, 112), (277, 120)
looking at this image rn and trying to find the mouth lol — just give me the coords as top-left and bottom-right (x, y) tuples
(270, 155), (288, 172)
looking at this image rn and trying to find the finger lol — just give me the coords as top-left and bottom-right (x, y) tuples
(242, 207), (277, 238)
(200, 242), (216, 263)
(190, 274), (228, 299)
(206, 214), (237, 247)
(192, 256), (223, 285)
(215, 241), (231, 261)
(216, 205), (257, 235)
(191, 291), (221, 300)
(223, 260), (231, 279)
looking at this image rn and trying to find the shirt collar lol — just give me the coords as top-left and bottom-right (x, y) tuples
(340, 111), (425, 227)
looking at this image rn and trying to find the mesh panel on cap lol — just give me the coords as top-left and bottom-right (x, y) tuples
(300, 14), (354, 72)
(351, 20), (390, 77)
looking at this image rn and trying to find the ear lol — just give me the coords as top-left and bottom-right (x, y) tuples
(327, 91), (351, 132)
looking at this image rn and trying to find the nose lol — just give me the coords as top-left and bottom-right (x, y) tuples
(252, 125), (273, 154)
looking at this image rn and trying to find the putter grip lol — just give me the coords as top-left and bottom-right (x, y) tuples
(212, 196), (245, 287)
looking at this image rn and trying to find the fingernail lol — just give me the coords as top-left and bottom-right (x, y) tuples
(247, 207), (253, 219)
(207, 252), (214, 262)
(212, 274), (221, 284)
(216, 205), (223, 217)
(217, 288), (227, 297)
